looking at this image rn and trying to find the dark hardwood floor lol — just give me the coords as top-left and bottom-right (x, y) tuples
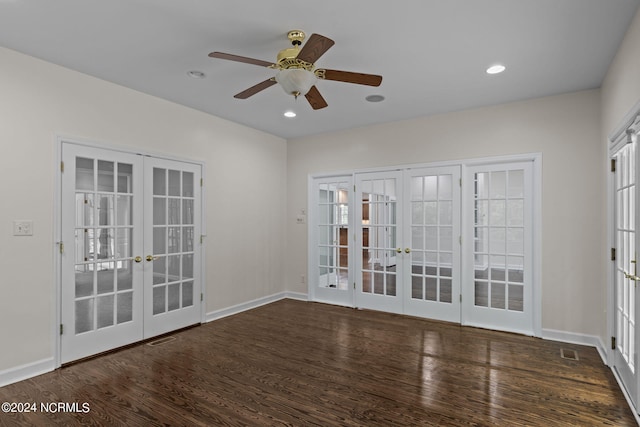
(0, 299), (636, 426)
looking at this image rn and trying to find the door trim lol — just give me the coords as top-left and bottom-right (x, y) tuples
(462, 154), (542, 337)
(608, 115), (639, 369)
(607, 105), (640, 411)
(308, 152), (542, 336)
(54, 135), (207, 368)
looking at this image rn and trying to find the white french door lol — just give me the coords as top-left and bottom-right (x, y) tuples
(144, 158), (202, 337)
(352, 167), (462, 320)
(310, 176), (354, 307)
(355, 171), (404, 314)
(310, 157), (537, 334)
(61, 144), (144, 363)
(60, 143), (202, 363)
(462, 162), (533, 335)
(612, 140), (639, 407)
(403, 166), (461, 322)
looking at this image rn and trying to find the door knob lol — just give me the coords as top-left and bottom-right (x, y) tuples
(396, 248), (402, 253)
(405, 248), (411, 253)
(624, 271), (640, 281)
(146, 255), (159, 262)
(625, 259), (639, 283)
(133, 256), (142, 263)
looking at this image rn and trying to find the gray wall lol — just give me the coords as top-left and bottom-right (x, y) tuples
(0, 46), (287, 372)
(287, 89), (602, 338)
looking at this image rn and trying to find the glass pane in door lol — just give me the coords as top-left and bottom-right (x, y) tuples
(361, 178), (397, 296)
(151, 168), (196, 315)
(317, 181), (350, 290)
(74, 159), (135, 333)
(473, 169), (525, 311)
(410, 174), (454, 304)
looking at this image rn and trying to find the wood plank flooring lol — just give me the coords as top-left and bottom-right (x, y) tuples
(0, 299), (636, 426)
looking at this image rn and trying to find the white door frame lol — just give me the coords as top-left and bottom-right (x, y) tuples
(54, 135), (207, 368)
(308, 153), (542, 336)
(463, 154), (542, 337)
(607, 101), (640, 412)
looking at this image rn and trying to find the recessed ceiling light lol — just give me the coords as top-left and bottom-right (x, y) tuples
(366, 94), (385, 103)
(486, 64), (506, 75)
(284, 111), (296, 118)
(187, 70), (206, 79)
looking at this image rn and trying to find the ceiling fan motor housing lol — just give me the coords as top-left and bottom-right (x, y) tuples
(277, 30), (313, 70)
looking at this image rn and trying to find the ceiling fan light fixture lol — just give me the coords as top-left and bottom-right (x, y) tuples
(275, 68), (317, 97)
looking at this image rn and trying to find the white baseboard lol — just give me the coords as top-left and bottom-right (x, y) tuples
(611, 364), (640, 423)
(0, 358), (55, 388)
(283, 291), (308, 301)
(542, 328), (607, 365)
(205, 291), (308, 323)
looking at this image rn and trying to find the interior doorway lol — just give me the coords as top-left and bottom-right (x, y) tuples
(59, 141), (203, 363)
(309, 155), (540, 336)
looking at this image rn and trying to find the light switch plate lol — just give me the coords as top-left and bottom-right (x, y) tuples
(13, 220), (33, 236)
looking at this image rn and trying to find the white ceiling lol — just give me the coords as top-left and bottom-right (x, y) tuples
(0, 0), (638, 139)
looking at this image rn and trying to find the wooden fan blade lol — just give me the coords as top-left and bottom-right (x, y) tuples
(296, 34), (335, 64)
(234, 79), (277, 99)
(305, 86), (328, 110)
(319, 69), (382, 87)
(209, 52), (274, 68)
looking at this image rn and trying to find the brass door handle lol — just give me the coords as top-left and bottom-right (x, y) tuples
(133, 256), (142, 263)
(625, 259), (639, 281)
(396, 248), (402, 253)
(625, 271), (640, 281)
(405, 248), (411, 253)
(146, 255), (159, 262)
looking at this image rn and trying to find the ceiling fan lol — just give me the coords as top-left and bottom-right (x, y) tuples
(209, 30), (383, 110)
